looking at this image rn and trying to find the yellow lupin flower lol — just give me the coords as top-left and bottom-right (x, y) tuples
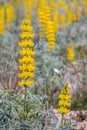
(0, 6), (5, 35)
(19, 48), (36, 56)
(67, 44), (75, 61)
(18, 40), (34, 47)
(20, 32), (34, 39)
(18, 19), (36, 87)
(50, 0), (55, 11)
(72, 13), (77, 22)
(19, 64), (27, 71)
(38, 10), (46, 41)
(18, 56), (35, 64)
(57, 83), (71, 114)
(18, 71), (35, 79)
(26, 80), (34, 87)
(25, 0), (32, 20)
(45, 7), (51, 24)
(58, 107), (70, 114)
(6, 2), (14, 29)
(39, 0), (47, 12)
(53, 10), (59, 32)
(67, 9), (73, 25)
(59, 94), (71, 100)
(46, 21), (56, 52)
(60, 14), (66, 29)
(18, 80), (24, 87)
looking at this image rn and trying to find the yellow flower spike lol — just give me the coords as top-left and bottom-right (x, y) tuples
(67, 44), (75, 62)
(22, 20), (30, 25)
(18, 19), (36, 88)
(6, 2), (14, 29)
(25, 0), (32, 20)
(39, 0), (47, 11)
(50, 0), (55, 11)
(46, 21), (56, 52)
(38, 10), (46, 41)
(53, 10), (59, 32)
(45, 7), (51, 23)
(0, 6), (5, 35)
(67, 9), (73, 26)
(57, 83), (71, 115)
(60, 14), (66, 29)
(72, 14), (77, 22)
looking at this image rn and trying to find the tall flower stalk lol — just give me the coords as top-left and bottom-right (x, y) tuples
(18, 19), (36, 120)
(57, 83), (71, 127)
(67, 44), (76, 65)
(46, 21), (56, 52)
(38, 10), (46, 41)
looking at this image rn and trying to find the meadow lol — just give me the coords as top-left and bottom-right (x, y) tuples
(0, 0), (87, 129)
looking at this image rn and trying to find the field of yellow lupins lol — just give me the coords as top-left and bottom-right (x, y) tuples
(0, 0), (87, 129)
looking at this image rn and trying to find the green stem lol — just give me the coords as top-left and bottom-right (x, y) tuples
(24, 86), (27, 120)
(61, 114), (64, 127)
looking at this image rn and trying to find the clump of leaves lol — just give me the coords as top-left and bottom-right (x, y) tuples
(0, 86), (58, 130)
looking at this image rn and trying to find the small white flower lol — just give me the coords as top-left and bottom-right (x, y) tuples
(54, 68), (60, 74)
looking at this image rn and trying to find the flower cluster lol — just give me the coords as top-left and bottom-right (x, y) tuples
(67, 44), (75, 61)
(53, 10), (59, 32)
(60, 14), (66, 29)
(38, 10), (46, 41)
(0, 6), (4, 35)
(45, 7), (51, 34)
(25, 0), (32, 20)
(39, 0), (47, 11)
(57, 83), (71, 114)
(50, 0), (55, 11)
(46, 21), (56, 52)
(18, 20), (36, 87)
(67, 9), (73, 26)
(45, 7), (51, 27)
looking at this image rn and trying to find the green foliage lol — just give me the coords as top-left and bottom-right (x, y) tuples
(0, 1), (87, 129)
(0, 86), (58, 129)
